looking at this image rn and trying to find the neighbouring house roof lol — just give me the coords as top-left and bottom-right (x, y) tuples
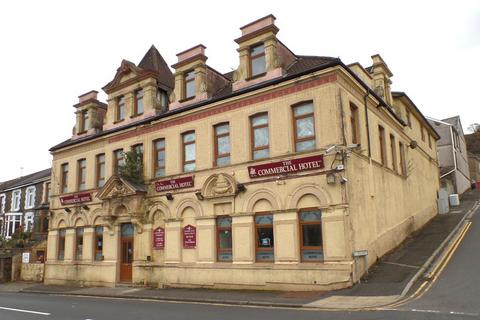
(0, 168), (51, 192)
(466, 132), (480, 155)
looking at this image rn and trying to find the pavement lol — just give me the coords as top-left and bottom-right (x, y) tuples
(0, 189), (479, 311)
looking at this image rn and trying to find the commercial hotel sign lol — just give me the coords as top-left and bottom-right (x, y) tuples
(155, 176), (194, 192)
(248, 155), (325, 178)
(60, 192), (92, 206)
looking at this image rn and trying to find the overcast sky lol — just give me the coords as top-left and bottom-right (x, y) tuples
(0, 0), (478, 182)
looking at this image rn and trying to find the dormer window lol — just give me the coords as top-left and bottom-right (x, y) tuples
(134, 89), (144, 116)
(80, 110), (89, 133)
(249, 43), (266, 78)
(157, 89), (168, 111)
(184, 70), (195, 99)
(117, 96), (126, 121)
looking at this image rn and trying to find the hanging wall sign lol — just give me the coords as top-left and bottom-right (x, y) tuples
(183, 225), (196, 249)
(155, 176), (194, 192)
(60, 192), (92, 205)
(247, 155), (325, 178)
(153, 227), (165, 250)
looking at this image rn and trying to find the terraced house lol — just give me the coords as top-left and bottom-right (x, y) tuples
(45, 15), (440, 290)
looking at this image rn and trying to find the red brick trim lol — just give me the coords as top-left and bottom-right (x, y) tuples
(108, 74), (336, 143)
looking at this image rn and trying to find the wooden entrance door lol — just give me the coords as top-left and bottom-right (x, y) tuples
(120, 223), (134, 282)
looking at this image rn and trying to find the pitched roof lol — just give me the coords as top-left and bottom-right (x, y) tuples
(138, 45), (174, 89)
(0, 168), (51, 192)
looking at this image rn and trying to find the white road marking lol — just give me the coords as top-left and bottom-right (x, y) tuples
(0, 306), (51, 315)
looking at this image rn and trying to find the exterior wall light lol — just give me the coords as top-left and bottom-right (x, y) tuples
(195, 192), (204, 200)
(165, 193), (174, 201)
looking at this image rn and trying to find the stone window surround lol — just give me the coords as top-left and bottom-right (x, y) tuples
(25, 186), (36, 210)
(11, 189), (21, 211)
(0, 193), (5, 214)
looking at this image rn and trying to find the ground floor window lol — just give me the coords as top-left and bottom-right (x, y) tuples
(299, 209), (323, 261)
(95, 226), (104, 261)
(5, 213), (22, 239)
(217, 216), (232, 262)
(75, 228), (84, 261)
(58, 229), (66, 260)
(255, 214), (274, 262)
(24, 212), (34, 232)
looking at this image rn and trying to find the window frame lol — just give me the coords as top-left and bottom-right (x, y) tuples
(116, 95), (126, 122)
(298, 208), (323, 262)
(350, 103), (360, 145)
(113, 149), (124, 174)
(184, 70), (196, 100)
(61, 163), (69, 194)
(182, 131), (196, 172)
(214, 122), (231, 167)
(153, 138), (166, 178)
(25, 186), (36, 209)
(378, 125), (386, 165)
(249, 43), (266, 78)
(133, 88), (144, 116)
(77, 158), (87, 191)
(94, 226), (104, 261)
(255, 213), (274, 262)
(58, 229), (66, 261)
(390, 134), (397, 172)
(11, 190), (21, 211)
(250, 113), (270, 160)
(96, 153), (106, 188)
(80, 109), (89, 133)
(216, 216), (233, 262)
(292, 101), (316, 152)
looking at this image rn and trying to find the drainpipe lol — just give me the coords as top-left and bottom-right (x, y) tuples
(364, 89), (371, 158)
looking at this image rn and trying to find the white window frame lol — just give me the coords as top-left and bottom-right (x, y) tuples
(25, 186), (36, 210)
(5, 212), (22, 239)
(24, 212), (34, 232)
(0, 193), (5, 214)
(11, 190), (21, 211)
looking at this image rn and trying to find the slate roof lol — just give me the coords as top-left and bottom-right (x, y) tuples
(138, 45), (174, 89)
(0, 168), (51, 192)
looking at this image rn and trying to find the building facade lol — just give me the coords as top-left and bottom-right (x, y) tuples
(428, 116), (471, 195)
(0, 169), (51, 239)
(45, 15), (440, 290)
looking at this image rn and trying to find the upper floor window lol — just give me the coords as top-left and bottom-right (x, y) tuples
(44, 182), (51, 204)
(182, 131), (196, 172)
(184, 70), (195, 99)
(113, 149), (124, 174)
(134, 89), (144, 115)
(116, 96), (126, 121)
(214, 123), (231, 167)
(11, 190), (21, 211)
(293, 102), (316, 152)
(250, 113), (269, 160)
(157, 89), (168, 111)
(96, 154), (106, 188)
(421, 126), (426, 142)
(77, 159), (87, 191)
(0, 194), (5, 214)
(249, 43), (266, 78)
(25, 186), (36, 209)
(80, 110), (89, 133)
(153, 139), (166, 177)
(61, 163), (69, 194)
(390, 134), (397, 172)
(350, 103), (360, 145)
(379, 125), (386, 165)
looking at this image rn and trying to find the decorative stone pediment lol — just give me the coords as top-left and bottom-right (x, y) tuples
(201, 173), (237, 199)
(102, 59), (149, 94)
(97, 175), (146, 200)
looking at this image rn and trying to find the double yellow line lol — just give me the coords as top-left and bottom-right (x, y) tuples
(387, 221), (473, 308)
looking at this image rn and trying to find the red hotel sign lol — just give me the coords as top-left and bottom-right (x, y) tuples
(183, 225), (196, 249)
(153, 227), (165, 250)
(248, 155), (325, 178)
(60, 192), (92, 206)
(155, 176), (194, 192)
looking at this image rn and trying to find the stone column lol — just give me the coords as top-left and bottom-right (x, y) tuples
(64, 228), (76, 262)
(173, 73), (183, 102)
(46, 230), (58, 261)
(264, 37), (278, 72)
(125, 92), (135, 118)
(232, 215), (254, 264)
(236, 48), (249, 81)
(103, 224), (119, 262)
(322, 208), (349, 262)
(196, 217), (215, 263)
(83, 227), (95, 262)
(273, 211), (299, 263)
(164, 219), (181, 263)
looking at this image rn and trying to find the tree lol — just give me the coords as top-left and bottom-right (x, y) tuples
(118, 149), (144, 184)
(468, 123), (480, 133)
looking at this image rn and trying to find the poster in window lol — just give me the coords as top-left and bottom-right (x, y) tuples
(183, 225), (196, 249)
